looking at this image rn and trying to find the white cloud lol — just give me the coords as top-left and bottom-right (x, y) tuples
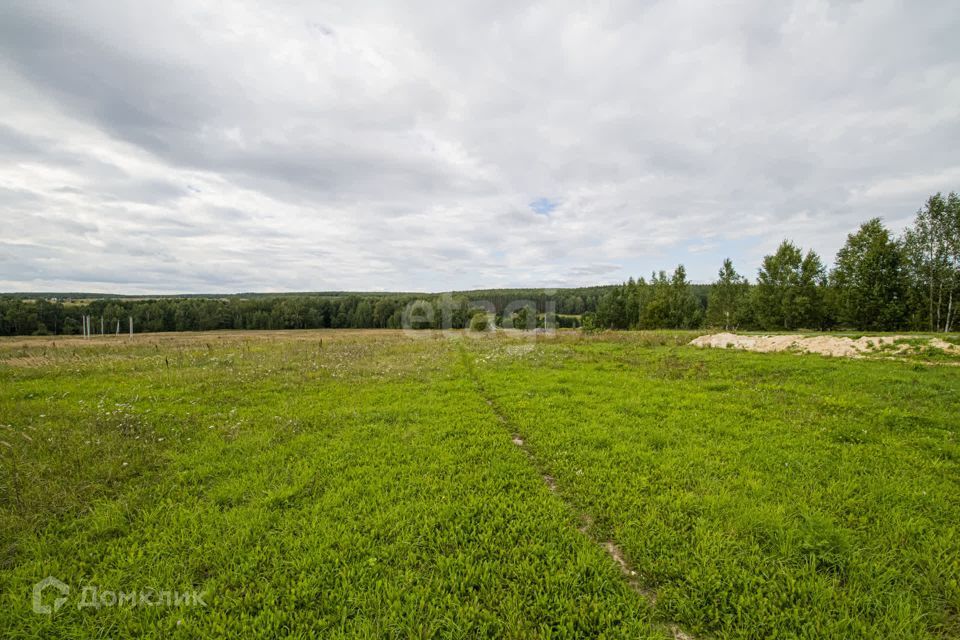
(0, 0), (958, 292)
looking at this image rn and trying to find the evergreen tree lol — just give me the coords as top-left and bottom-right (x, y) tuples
(596, 287), (628, 329)
(639, 271), (671, 328)
(706, 258), (749, 330)
(638, 266), (701, 329)
(796, 250), (828, 329)
(668, 265), (702, 329)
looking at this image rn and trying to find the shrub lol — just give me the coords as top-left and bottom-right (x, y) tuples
(469, 312), (490, 332)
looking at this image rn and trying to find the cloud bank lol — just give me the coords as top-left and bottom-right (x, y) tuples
(1, 0), (958, 293)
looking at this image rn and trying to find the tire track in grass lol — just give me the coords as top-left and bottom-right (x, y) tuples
(458, 345), (697, 640)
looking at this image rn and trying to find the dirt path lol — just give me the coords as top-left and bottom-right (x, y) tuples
(457, 345), (697, 640)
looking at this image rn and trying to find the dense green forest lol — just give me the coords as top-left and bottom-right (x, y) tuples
(2, 192), (957, 336)
(0, 287), (613, 336)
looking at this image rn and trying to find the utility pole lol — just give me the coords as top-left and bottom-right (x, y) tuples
(100, 316), (104, 336)
(129, 316), (133, 337)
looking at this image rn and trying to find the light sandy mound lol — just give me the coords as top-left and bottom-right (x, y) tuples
(689, 332), (960, 358)
(929, 337), (960, 352)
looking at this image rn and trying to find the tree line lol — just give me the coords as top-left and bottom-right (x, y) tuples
(0, 288), (608, 336)
(2, 191), (956, 336)
(593, 191), (959, 332)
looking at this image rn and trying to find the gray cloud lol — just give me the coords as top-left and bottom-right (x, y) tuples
(0, 0), (958, 293)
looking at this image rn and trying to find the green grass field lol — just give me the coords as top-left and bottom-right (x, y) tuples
(1, 330), (958, 639)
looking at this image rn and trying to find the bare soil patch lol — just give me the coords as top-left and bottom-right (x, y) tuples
(690, 332), (960, 359)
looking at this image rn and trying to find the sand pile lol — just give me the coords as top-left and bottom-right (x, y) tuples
(689, 332), (960, 358)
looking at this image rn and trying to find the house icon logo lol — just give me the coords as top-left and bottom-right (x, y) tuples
(32, 576), (69, 614)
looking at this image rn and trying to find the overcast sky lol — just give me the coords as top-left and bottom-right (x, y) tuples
(1, 1), (959, 293)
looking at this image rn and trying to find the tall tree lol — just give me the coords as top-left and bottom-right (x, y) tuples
(949, 192), (960, 332)
(831, 218), (906, 330)
(640, 266), (702, 328)
(706, 258), (750, 330)
(639, 271), (671, 329)
(668, 265), (703, 329)
(596, 286), (628, 329)
(623, 277), (640, 329)
(797, 249), (829, 329)
(755, 241), (827, 330)
(903, 193), (960, 332)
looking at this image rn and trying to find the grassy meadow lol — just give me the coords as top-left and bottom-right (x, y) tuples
(1, 330), (958, 639)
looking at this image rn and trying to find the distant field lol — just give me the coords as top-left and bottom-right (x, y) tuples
(1, 330), (958, 639)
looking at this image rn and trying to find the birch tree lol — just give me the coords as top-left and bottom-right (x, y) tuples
(903, 193), (960, 332)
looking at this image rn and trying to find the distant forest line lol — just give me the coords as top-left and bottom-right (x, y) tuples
(2, 192), (957, 336)
(0, 286), (623, 336)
